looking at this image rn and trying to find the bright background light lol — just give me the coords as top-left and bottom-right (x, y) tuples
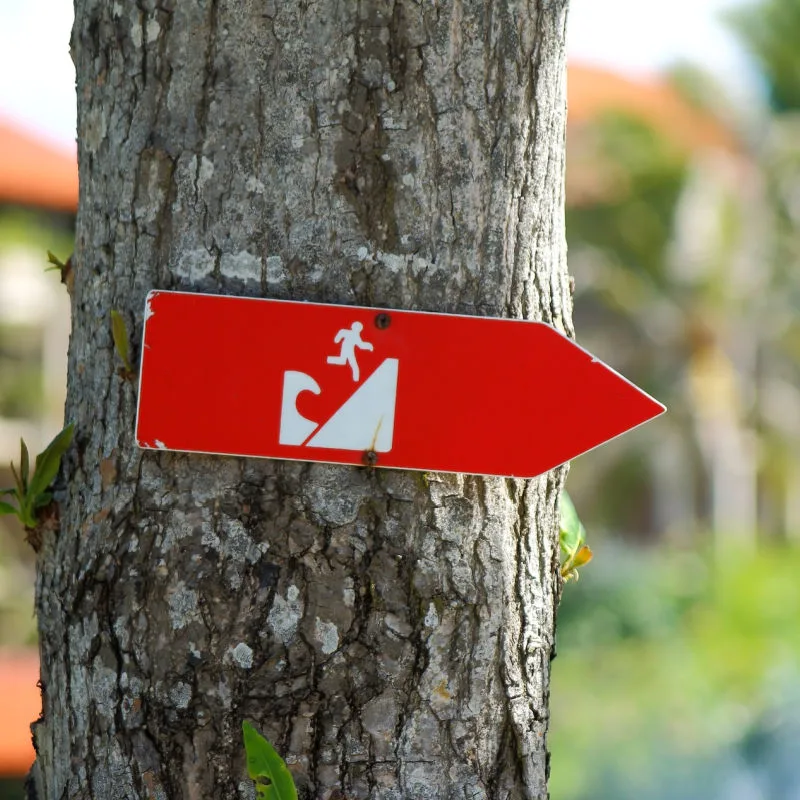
(568, 0), (751, 78)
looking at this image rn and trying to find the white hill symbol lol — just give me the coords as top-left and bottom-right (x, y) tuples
(279, 358), (399, 452)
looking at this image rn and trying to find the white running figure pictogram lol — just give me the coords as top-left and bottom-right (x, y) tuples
(327, 321), (373, 382)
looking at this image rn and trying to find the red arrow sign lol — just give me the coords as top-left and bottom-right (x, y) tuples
(135, 291), (664, 478)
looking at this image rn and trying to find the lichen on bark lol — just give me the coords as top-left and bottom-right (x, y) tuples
(29, 1), (572, 798)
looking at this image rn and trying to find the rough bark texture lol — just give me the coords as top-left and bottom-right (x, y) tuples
(31, 1), (572, 798)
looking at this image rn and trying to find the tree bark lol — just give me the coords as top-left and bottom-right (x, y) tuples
(31, 1), (572, 798)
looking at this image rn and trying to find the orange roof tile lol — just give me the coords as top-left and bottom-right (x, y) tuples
(0, 650), (40, 776)
(567, 62), (740, 155)
(0, 120), (77, 212)
(565, 63), (743, 205)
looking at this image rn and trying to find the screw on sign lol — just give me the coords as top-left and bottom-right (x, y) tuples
(135, 291), (665, 478)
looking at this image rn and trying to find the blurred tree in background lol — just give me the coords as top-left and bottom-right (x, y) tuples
(550, 0), (800, 797)
(728, 0), (800, 112)
(565, 66), (767, 544)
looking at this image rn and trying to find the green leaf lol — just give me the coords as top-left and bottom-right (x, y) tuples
(46, 250), (66, 270)
(242, 721), (298, 800)
(0, 501), (18, 516)
(561, 544), (594, 582)
(559, 490), (586, 556)
(20, 509), (37, 528)
(0, 487), (16, 496)
(29, 424), (74, 501)
(20, 439), (29, 493)
(10, 462), (24, 497)
(110, 310), (132, 372)
(571, 544), (594, 569)
(34, 492), (53, 509)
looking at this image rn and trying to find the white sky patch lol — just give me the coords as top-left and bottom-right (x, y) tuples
(567, 0), (760, 99)
(0, 0), (77, 145)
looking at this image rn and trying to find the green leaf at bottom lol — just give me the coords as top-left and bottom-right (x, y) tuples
(242, 721), (298, 800)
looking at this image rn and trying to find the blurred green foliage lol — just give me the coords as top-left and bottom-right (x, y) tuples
(0, 209), (72, 421)
(0, 324), (43, 418)
(567, 112), (688, 293)
(0, 208), (72, 253)
(0, 780), (24, 800)
(550, 544), (800, 799)
(728, 0), (800, 112)
(0, 478), (37, 647)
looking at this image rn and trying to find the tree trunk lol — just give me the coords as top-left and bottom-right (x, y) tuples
(31, 1), (572, 798)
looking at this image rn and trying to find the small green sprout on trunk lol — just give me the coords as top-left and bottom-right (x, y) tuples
(0, 424), (74, 530)
(559, 490), (593, 582)
(242, 721), (298, 800)
(111, 309), (135, 377)
(45, 250), (67, 272)
(46, 250), (74, 292)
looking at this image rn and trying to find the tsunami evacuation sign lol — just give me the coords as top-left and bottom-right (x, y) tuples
(135, 290), (665, 478)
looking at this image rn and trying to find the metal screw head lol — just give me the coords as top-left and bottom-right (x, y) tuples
(375, 312), (391, 329)
(362, 450), (379, 467)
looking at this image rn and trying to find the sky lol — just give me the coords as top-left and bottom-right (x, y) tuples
(569, 0), (751, 78)
(0, 0), (755, 150)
